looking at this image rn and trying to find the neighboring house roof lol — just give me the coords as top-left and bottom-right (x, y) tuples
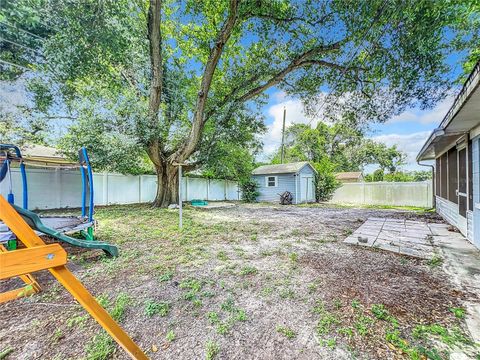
(335, 172), (363, 181)
(417, 60), (480, 161)
(20, 144), (74, 165)
(252, 161), (317, 175)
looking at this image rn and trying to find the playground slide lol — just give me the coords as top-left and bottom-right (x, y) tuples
(11, 204), (119, 257)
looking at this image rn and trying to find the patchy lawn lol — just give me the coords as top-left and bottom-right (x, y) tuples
(0, 203), (478, 359)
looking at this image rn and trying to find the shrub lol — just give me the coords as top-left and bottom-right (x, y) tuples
(240, 179), (259, 202)
(314, 159), (340, 201)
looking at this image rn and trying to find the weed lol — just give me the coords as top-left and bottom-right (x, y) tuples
(144, 300), (170, 317)
(205, 340), (219, 360)
(355, 315), (373, 336)
(85, 333), (115, 360)
(250, 234), (258, 241)
(67, 314), (88, 328)
(449, 307), (466, 319)
(279, 288), (295, 299)
(428, 254), (443, 268)
(308, 283), (317, 294)
(0, 347), (13, 360)
(351, 299), (360, 309)
(158, 270), (174, 282)
(313, 301), (340, 336)
(413, 324), (472, 347)
(371, 304), (389, 320)
(111, 293), (130, 321)
(276, 325), (296, 339)
(333, 299), (342, 310)
(166, 330), (176, 342)
(338, 327), (354, 338)
(289, 252), (298, 265)
(239, 266), (258, 276)
(326, 338), (336, 349)
(208, 311), (220, 324)
(261, 287), (274, 297)
(51, 329), (63, 344)
(217, 251), (229, 261)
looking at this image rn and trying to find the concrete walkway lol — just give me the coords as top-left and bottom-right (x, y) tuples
(345, 217), (480, 349)
(343, 217), (437, 259)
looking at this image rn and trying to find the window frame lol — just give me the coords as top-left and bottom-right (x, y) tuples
(265, 176), (278, 187)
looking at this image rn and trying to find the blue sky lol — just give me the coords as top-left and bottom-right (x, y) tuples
(259, 56), (466, 173)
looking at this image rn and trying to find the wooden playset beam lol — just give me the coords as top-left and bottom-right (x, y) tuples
(0, 195), (148, 360)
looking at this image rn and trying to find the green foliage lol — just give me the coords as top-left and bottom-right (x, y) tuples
(366, 170), (433, 182)
(314, 159), (340, 202)
(449, 307), (466, 319)
(165, 330), (176, 342)
(276, 325), (297, 339)
(3, 0), (480, 200)
(144, 300), (170, 317)
(205, 340), (219, 360)
(240, 179), (259, 203)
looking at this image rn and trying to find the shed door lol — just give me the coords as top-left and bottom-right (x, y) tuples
(301, 176), (314, 202)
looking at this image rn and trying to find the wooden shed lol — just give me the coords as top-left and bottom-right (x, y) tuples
(252, 161), (317, 204)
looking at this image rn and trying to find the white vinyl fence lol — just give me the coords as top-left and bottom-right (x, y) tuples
(0, 168), (240, 210)
(330, 181), (433, 208)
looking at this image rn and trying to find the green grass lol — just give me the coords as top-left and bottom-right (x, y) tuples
(144, 300), (170, 317)
(428, 254), (443, 268)
(166, 330), (176, 342)
(449, 307), (466, 319)
(276, 325), (297, 339)
(205, 340), (219, 360)
(208, 298), (247, 335)
(239, 265), (258, 276)
(85, 293), (131, 359)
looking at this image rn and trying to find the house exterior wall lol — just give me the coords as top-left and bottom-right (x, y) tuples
(434, 137), (477, 247)
(253, 164), (316, 204)
(471, 135), (480, 248)
(436, 195), (461, 229)
(253, 173), (297, 203)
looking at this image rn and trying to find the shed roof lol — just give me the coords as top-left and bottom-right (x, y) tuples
(335, 172), (363, 180)
(252, 161), (316, 175)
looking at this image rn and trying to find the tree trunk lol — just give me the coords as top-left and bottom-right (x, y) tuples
(153, 162), (179, 207)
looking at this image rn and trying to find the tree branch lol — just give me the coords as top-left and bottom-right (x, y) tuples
(205, 42), (343, 121)
(147, 0), (163, 166)
(172, 0), (240, 163)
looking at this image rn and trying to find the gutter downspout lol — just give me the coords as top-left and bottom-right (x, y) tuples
(417, 160), (435, 209)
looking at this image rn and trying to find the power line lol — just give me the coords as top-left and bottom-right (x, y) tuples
(0, 21), (46, 41)
(307, 0), (391, 127)
(0, 59), (32, 71)
(0, 37), (43, 56)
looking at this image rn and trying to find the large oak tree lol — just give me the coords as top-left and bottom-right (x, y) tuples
(2, 0), (479, 206)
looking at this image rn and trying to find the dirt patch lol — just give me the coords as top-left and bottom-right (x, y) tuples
(0, 203), (477, 359)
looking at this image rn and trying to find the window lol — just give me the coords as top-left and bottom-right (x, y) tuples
(440, 152), (448, 199)
(266, 176), (277, 187)
(448, 148), (458, 204)
(435, 158), (441, 196)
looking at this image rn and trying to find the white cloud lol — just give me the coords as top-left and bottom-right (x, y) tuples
(389, 96), (454, 124)
(261, 94), (327, 158)
(369, 131), (432, 171)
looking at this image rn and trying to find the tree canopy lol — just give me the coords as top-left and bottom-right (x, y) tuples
(272, 121), (406, 173)
(1, 0), (479, 206)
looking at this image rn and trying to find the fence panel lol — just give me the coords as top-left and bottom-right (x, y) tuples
(330, 181), (433, 208)
(0, 168), (239, 209)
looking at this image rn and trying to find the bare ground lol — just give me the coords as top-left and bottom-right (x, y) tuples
(0, 203), (477, 360)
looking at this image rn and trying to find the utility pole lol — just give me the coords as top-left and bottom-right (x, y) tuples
(281, 106), (286, 163)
